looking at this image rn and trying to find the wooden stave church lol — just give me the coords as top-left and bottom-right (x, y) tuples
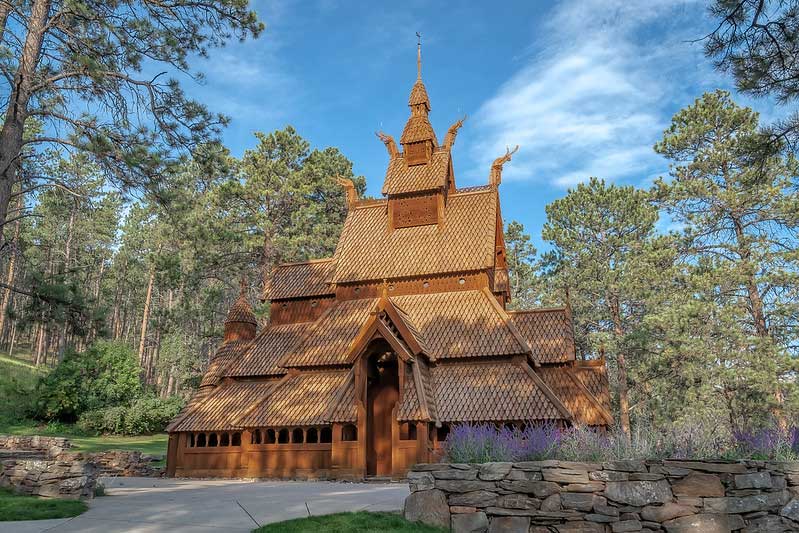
(165, 46), (612, 480)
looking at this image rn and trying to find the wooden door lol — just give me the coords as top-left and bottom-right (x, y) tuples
(367, 363), (398, 476)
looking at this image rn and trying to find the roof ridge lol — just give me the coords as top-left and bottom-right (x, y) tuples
(507, 307), (568, 314)
(480, 287), (537, 365)
(276, 257), (334, 267)
(520, 362), (573, 422)
(565, 368), (614, 426)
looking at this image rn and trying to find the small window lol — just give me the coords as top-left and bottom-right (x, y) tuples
(422, 281), (430, 288)
(278, 428), (289, 444)
(188, 433), (195, 448)
(208, 433), (218, 447)
(292, 428), (304, 443)
(196, 433), (207, 447)
(388, 284), (395, 291)
(220, 433), (230, 446)
(306, 428), (318, 443)
(252, 429), (262, 445)
(281, 302), (288, 308)
(458, 278), (465, 285)
(437, 424), (450, 442)
(311, 300), (318, 307)
(320, 427), (332, 443)
(232, 432), (241, 446)
(266, 429), (276, 444)
(400, 422), (417, 441)
(342, 424), (358, 442)
(354, 287), (361, 293)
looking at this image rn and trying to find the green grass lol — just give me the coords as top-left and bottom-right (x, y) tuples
(253, 512), (448, 533)
(0, 418), (168, 456)
(0, 488), (87, 521)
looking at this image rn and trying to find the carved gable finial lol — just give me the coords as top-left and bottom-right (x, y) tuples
(443, 115), (467, 150)
(376, 131), (399, 158)
(489, 145), (519, 186)
(336, 176), (358, 208)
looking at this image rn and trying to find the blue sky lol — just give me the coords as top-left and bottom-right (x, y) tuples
(184, 0), (777, 250)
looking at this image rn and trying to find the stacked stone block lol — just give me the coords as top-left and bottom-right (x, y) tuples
(404, 460), (799, 532)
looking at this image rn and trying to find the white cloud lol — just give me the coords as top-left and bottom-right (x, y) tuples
(466, 0), (710, 189)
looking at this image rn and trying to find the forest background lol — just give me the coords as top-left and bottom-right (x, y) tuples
(0, 0), (796, 442)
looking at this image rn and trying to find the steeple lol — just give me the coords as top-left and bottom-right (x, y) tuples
(401, 33), (437, 163)
(223, 276), (257, 343)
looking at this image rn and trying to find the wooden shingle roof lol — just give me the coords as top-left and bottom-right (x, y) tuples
(200, 341), (251, 387)
(392, 290), (527, 359)
(225, 295), (257, 325)
(400, 114), (438, 145)
(278, 298), (376, 368)
(332, 188), (497, 283)
(224, 323), (307, 377)
(509, 309), (576, 363)
(382, 149), (449, 195)
(264, 259), (334, 300)
(575, 361), (611, 415)
(239, 370), (353, 427)
(430, 362), (568, 423)
(167, 381), (275, 432)
(538, 366), (613, 426)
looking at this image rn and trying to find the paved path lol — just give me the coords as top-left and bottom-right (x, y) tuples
(1, 477), (409, 533)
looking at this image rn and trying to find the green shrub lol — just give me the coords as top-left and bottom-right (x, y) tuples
(77, 395), (184, 435)
(34, 341), (142, 422)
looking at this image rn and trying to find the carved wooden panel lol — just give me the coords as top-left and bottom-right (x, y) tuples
(404, 141), (431, 165)
(492, 268), (509, 294)
(391, 194), (438, 229)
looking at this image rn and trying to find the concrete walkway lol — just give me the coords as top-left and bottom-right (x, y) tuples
(1, 477), (409, 533)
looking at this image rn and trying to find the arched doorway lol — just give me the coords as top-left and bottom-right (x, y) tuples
(366, 344), (398, 476)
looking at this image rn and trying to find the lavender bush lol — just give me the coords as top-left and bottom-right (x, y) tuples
(443, 421), (799, 463)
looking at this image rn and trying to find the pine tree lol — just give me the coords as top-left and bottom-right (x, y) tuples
(653, 90), (799, 425)
(0, 0), (263, 252)
(542, 177), (660, 436)
(504, 221), (539, 309)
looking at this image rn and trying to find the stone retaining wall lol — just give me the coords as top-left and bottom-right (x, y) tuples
(404, 460), (799, 532)
(0, 435), (70, 454)
(0, 452), (98, 500)
(92, 450), (163, 477)
(0, 435), (164, 500)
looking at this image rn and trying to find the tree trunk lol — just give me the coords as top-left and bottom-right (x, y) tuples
(57, 207), (75, 360)
(0, 194), (22, 340)
(609, 295), (631, 438)
(8, 317), (16, 356)
(730, 216), (768, 337)
(0, 0), (51, 246)
(138, 265), (155, 366)
(0, 1), (13, 40)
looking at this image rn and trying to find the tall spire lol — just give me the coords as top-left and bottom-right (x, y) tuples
(402, 33), (436, 151)
(416, 32), (422, 80)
